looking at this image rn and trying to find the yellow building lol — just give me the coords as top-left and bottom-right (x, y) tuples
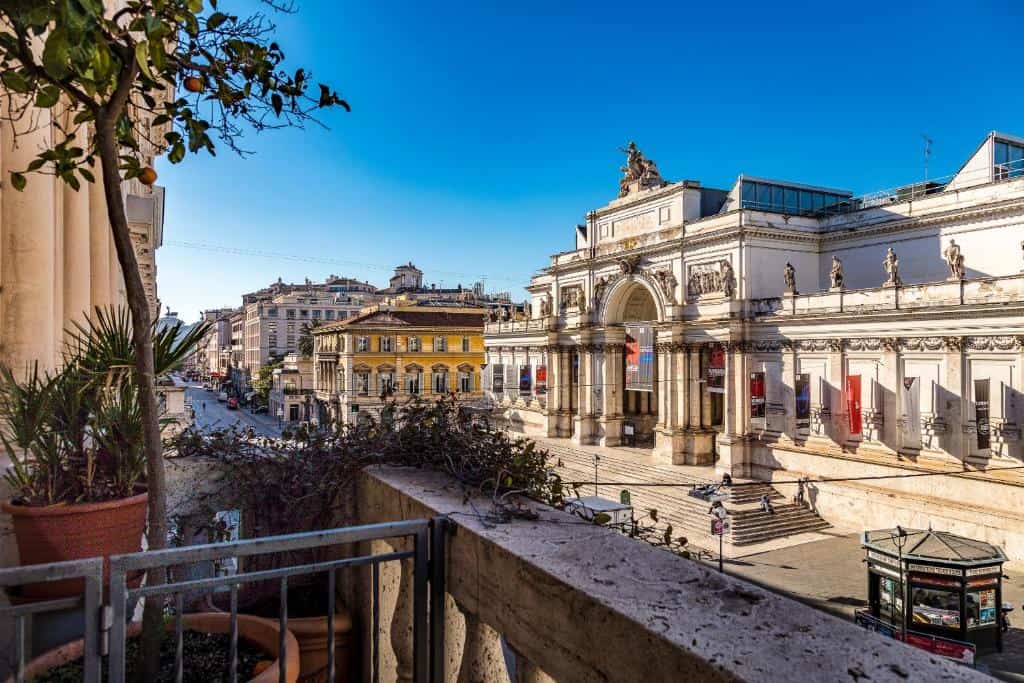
(311, 303), (487, 425)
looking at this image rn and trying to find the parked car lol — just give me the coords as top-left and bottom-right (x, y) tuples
(227, 397), (239, 410)
(217, 392), (228, 402)
(253, 405), (268, 414)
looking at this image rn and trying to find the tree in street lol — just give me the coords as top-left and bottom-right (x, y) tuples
(0, 1), (348, 675)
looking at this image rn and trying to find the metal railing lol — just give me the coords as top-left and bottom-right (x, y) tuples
(1, 517), (447, 683)
(0, 557), (104, 683)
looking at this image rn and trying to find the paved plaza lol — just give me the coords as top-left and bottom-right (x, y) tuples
(537, 436), (1024, 680)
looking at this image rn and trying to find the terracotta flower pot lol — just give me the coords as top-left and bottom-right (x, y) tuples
(2, 491), (148, 599)
(204, 592), (353, 681)
(6, 612), (300, 683)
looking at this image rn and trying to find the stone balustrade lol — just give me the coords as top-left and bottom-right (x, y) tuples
(351, 466), (985, 682)
(754, 272), (1024, 319)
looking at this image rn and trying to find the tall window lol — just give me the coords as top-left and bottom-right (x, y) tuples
(458, 370), (473, 393)
(356, 336), (369, 352)
(432, 369), (449, 393)
(434, 336), (448, 352)
(287, 309), (295, 319)
(407, 336), (421, 352)
(995, 140), (1024, 180)
(405, 370), (422, 395)
(379, 336), (394, 352)
(461, 336), (471, 352)
(378, 371), (395, 395)
(355, 371), (370, 395)
(312, 310), (321, 319)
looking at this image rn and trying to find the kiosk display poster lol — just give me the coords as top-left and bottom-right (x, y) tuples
(975, 378), (991, 450)
(625, 324), (654, 392)
(795, 373), (811, 428)
(535, 366), (547, 395)
(707, 344), (725, 394)
(846, 374), (862, 435)
(491, 364), (504, 393)
(519, 365), (532, 396)
(749, 372), (766, 424)
(901, 377), (922, 445)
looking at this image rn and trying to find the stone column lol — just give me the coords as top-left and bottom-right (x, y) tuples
(513, 649), (556, 683)
(879, 341), (900, 453)
(63, 173), (92, 332)
(1, 108), (57, 374)
(389, 550), (415, 683)
(944, 337), (967, 463)
(654, 330), (686, 463)
(88, 170), (112, 308)
(598, 338), (624, 447)
(781, 343), (798, 441)
(715, 342), (748, 477)
(455, 605), (509, 683)
(572, 343), (597, 445)
(827, 340), (847, 447)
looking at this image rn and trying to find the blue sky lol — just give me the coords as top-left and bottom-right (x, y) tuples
(157, 0), (1024, 322)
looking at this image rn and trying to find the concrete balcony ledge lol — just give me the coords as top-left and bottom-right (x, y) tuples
(356, 467), (983, 682)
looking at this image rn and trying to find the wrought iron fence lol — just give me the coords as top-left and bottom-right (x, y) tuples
(0, 517), (447, 683)
(0, 557), (104, 683)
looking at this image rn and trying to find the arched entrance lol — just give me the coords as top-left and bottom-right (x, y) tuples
(605, 281), (661, 447)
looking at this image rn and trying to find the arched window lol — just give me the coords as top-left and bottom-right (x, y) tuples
(404, 363), (423, 395)
(353, 364), (372, 395)
(431, 364), (450, 394)
(377, 364), (396, 395)
(457, 363), (475, 393)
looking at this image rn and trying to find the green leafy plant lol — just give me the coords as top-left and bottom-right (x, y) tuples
(0, 2), (347, 672)
(0, 307), (208, 505)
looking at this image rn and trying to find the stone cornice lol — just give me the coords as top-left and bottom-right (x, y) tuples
(589, 181), (689, 219)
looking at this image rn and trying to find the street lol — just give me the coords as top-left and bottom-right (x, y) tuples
(181, 382), (282, 438)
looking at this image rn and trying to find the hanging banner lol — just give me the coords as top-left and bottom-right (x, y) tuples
(795, 373), (811, 428)
(750, 372), (766, 425)
(505, 364), (517, 396)
(900, 377), (922, 446)
(975, 378), (990, 450)
(519, 365), (532, 396)
(707, 344), (726, 394)
(625, 324), (654, 392)
(846, 374), (862, 435)
(535, 365), (547, 395)
(491, 364), (504, 393)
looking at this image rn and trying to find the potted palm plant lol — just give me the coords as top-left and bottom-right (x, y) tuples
(1, 307), (207, 599)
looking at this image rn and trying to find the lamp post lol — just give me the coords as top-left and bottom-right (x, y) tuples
(893, 525), (909, 641)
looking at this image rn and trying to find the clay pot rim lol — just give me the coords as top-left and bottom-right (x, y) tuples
(2, 490), (148, 517)
(5, 612), (300, 683)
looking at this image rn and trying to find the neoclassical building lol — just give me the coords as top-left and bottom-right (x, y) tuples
(484, 131), (1024, 558)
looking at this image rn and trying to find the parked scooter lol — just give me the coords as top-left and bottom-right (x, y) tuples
(1002, 602), (1014, 633)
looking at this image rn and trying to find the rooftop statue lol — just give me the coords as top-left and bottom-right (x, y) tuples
(618, 141), (665, 197)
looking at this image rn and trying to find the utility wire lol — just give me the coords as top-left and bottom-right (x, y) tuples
(163, 240), (527, 285)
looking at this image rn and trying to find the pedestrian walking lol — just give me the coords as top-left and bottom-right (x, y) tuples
(759, 493), (775, 515)
(721, 473), (733, 488)
(795, 477), (806, 506)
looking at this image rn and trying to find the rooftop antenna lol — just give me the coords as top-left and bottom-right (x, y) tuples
(922, 134), (933, 182)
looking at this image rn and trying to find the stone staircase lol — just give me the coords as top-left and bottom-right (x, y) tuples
(541, 440), (830, 548)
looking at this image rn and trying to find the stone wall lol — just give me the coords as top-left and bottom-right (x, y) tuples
(353, 466), (986, 682)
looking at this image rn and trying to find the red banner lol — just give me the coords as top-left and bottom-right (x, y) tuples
(846, 374), (862, 435)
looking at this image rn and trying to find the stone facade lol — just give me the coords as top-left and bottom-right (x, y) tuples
(485, 132), (1024, 558)
(311, 303), (487, 425)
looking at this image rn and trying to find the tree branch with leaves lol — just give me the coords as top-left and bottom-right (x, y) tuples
(0, 0), (348, 676)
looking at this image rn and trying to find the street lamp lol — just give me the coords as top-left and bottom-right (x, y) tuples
(892, 525), (909, 641)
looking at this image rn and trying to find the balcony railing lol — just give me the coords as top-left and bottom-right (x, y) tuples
(1, 463), (987, 682)
(1, 518), (447, 683)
